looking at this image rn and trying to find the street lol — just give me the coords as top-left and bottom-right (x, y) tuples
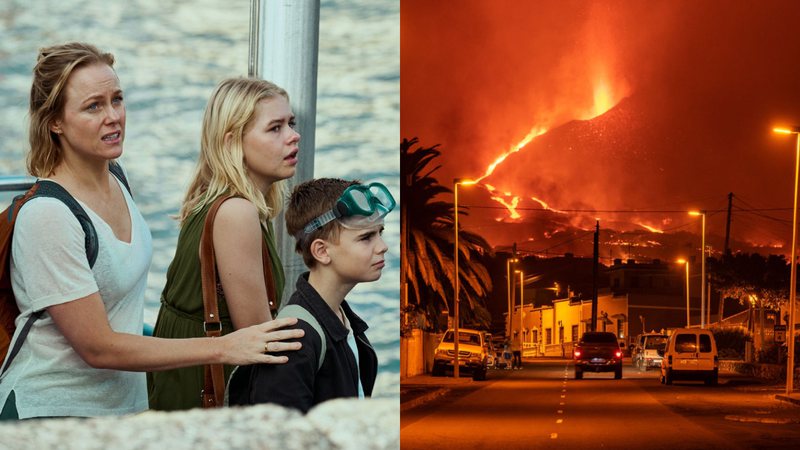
(401, 360), (800, 449)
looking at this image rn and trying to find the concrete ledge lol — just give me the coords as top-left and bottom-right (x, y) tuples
(0, 398), (398, 450)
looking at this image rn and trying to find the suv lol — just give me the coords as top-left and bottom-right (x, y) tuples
(660, 328), (718, 385)
(432, 328), (488, 380)
(574, 331), (623, 379)
(632, 333), (668, 370)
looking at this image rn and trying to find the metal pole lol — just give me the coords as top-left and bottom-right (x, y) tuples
(591, 220), (599, 332)
(519, 271), (524, 360)
(701, 213), (706, 328)
(256, 0), (321, 304)
(453, 180), (461, 378)
(685, 261), (690, 327)
(248, 0), (261, 77)
(506, 258), (513, 339)
(788, 133), (800, 395)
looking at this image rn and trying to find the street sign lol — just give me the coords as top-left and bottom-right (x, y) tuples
(775, 324), (787, 343)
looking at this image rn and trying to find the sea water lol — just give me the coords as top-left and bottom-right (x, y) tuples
(0, 0), (400, 398)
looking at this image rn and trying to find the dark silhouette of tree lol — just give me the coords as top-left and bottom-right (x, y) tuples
(708, 253), (790, 309)
(401, 137), (493, 332)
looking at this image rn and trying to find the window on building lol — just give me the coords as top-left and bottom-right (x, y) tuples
(559, 326), (564, 344)
(533, 329), (538, 343)
(546, 328), (552, 345)
(571, 325), (579, 342)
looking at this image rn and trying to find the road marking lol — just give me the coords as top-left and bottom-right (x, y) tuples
(558, 410), (563, 414)
(557, 419), (563, 424)
(561, 394), (565, 398)
(550, 433), (558, 439)
(560, 402), (565, 406)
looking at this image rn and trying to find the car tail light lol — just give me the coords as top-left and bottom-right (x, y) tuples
(574, 349), (581, 358)
(615, 350), (622, 358)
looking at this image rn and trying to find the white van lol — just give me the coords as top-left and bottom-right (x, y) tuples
(660, 328), (718, 385)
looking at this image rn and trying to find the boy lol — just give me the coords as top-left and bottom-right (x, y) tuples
(227, 178), (394, 413)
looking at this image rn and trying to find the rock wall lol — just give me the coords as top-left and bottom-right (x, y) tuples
(0, 398), (399, 450)
(720, 360), (799, 384)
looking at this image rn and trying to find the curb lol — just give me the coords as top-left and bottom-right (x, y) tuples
(775, 394), (800, 407)
(724, 414), (799, 424)
(400, 388), (450, 412)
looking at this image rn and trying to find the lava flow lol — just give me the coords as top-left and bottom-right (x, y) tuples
(470, 77), (629, 224)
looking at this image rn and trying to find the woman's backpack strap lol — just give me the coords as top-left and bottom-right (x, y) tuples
(30, 181), (98, 268)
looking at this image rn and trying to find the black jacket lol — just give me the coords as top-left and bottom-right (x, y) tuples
(227, 273), (378, 413)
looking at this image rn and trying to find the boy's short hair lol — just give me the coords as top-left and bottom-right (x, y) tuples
(286, 178), (359, 268)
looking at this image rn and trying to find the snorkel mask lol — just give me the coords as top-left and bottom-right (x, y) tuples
(302, 182), (396, 235)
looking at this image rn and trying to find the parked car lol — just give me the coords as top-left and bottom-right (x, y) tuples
(632, 333), (668, 370)
(432, 328), (489, 380)
(574, 331), (623, 379)
(484, 333), (496, 369)
(660, 328), (718, 385)
(491, 335), (509, 369)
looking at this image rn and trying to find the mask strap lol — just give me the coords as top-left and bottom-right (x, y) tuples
(303, 209), (339, 234)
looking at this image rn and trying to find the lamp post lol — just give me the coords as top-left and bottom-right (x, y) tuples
(678, 259), (690, 327)
(519, 270), (525, 349)
(453, 178), (476, 378)
(773, 126), (800, 395)
(506, 257), (518, 339)
(516, 269), (525, 361)
(689, 211), (706, 328)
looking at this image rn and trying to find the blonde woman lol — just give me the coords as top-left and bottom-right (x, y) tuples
(0, 44), (301, 420)
(148, 77), (301, 410)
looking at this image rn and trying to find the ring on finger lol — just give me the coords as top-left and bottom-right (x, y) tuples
(264, 342), (270, 353)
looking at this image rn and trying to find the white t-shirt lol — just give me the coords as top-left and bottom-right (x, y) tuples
(341, 308), (364, 399)
(0, 177), (152, 418)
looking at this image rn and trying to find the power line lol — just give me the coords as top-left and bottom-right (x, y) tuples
(464, 204), (793, 214)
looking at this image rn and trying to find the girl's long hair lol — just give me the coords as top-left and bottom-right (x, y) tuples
(179, 77), (289, 222)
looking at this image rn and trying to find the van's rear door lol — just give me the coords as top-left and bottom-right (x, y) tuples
(673, 333), (698, 370)
(696, 333), (715, 371)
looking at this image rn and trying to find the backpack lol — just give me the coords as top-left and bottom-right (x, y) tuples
(0, 163), (130, 373)
(223, 303), (327, 406)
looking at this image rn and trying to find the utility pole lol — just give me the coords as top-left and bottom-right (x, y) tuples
(591, 220), (599, 332)
(724, 192), (733, 256)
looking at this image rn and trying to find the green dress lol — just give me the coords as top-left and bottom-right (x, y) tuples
(147, 198), (284, 411)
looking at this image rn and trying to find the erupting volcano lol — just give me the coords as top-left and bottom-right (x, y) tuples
(402, 0), (800, 261)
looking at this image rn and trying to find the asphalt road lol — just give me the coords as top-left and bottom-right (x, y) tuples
(401, 360), (800, 449)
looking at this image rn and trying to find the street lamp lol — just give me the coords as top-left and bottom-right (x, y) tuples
(453, 178), (477, 378)
(506, 257), (518, 339)
(689, 210), (706, 328)
(516, 269), (525, 363)
(677, 258), (690, 327)
(773, 125), (800, 395)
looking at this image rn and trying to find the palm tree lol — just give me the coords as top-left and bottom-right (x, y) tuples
(401, 137), (493, 332)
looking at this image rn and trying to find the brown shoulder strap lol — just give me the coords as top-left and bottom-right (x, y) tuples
(262, 232), (277, 317)
(199, 195), (277, 408)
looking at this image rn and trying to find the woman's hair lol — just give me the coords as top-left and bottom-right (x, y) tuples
(179, 77), (291, 222)
(28, 42), (115, 177)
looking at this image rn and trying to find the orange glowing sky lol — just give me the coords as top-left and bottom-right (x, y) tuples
(401, 0), (800, 259)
